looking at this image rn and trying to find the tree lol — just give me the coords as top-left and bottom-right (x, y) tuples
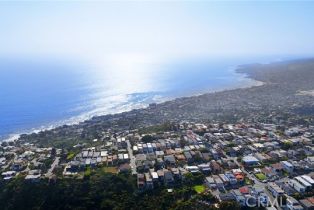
(282, 141), (293, 150)
(141, 135), (155, 143)
(183, 172), (205, 186)
(219, 201), (241, 210)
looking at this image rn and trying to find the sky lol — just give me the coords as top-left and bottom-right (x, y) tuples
(1, 1), (314, 64)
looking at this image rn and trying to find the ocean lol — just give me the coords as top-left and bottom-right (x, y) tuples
(0, 55), (297, 140)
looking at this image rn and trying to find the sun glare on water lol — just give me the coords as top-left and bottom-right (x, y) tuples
(91, 53), (163, 95)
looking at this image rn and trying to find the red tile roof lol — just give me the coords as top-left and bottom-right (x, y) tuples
(239, 186), (249, 194)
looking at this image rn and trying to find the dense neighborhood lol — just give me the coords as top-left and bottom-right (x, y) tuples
(1, 120), (314, 210)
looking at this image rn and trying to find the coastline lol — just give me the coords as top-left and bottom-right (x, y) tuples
(1, 64), (264, 143)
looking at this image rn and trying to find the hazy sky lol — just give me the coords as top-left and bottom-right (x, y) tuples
(1, 1), (314, 62)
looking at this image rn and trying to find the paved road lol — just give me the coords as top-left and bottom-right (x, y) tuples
(126, 140), (137, 175)
(45, 157), (60, 178)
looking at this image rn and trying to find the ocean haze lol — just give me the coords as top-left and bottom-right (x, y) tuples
(0, 54), (298, 140)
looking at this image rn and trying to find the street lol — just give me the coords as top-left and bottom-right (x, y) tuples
(126, 140), (137, 175)
(45, 157), (60, 178)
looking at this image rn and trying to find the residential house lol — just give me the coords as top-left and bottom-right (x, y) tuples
(281, 161), (294, 173)
(286, 197), (304, 210)
(289, 179), (306, 193)
(145, 173), (154, 189)
(299, 197), (314, 210)
(164, 170), (174, 186)
(205, 176), (216, 189)
(267, 182), (284, 197)
(137, 173), (145, 190)
(242, 155), (260, 166)
(164, 155), (176, 166)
